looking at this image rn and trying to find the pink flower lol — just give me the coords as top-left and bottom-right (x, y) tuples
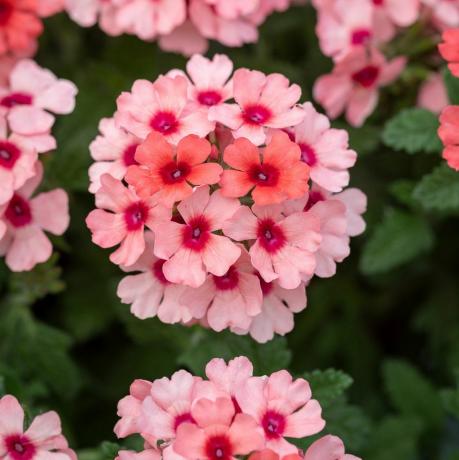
(116, 75), (213, 144)
(372, 0), (420, 28)
(158, 21), (208, 57)
(439, 29), (459, 78)
(0, 59), (78, 153)
(221, 132), (309, 205)
(0, 162), (69, 272)
(173, 397), (265, 460)
(314, 48), (405, 127)
(0, 124), (38, 205)
(423, 0), (459, 30)
(180, 246), (263, 332)
(303, 435), (360, 460)
(204, 0), (259, 19)
(209, 69), (305, 145)
(223, 204), (321, 289)
(0, 395), (76, 460)
(116, 450), (161, 460)
(117, 232), (204, 324)
(37, 0), (65, 17)
(417, 72), (448, 114)
(235, 371), (325, 455)
(152, 186), (241, 288)
(89, 117), (142, 193)
(439, 105), (459, 170)
(285, 102), (357, 192)
(86, 174), (171, 266)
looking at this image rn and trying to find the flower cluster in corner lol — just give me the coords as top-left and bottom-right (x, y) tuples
(0, 58), (77, 272)
(114, 356), (360, 460)
(85, 53), (367, 343)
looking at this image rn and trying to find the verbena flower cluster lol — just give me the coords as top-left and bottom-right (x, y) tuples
(86, 53), (367, 343)
(114, 356), (360, 460)
(311, 0), (457, 127)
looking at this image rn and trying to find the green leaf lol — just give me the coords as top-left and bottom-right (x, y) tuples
(383, 360), (443, 429)
(441, 369), (459, 419)
(360, 209), (434, 275)
(382, 108), (442, 154)
(303, 369), (354, 408)
(444, 66), (459, 105)
(413, 164), (459, 212)
(389, 180), (418, 208)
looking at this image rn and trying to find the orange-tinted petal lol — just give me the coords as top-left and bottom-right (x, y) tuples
(223, 137), (260, 171)
(177, 134), (212, 166)
(135, 131), (173, 168)
(220, 170), (254, 198)
(188, 163), (223, 185)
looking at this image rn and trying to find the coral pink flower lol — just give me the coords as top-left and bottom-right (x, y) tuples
(116, 75), (213, 144)
(235, 371), (325, 455)
(126, 133), (223, 206)
(220, 132), (309, 206)
(0, 395), (75, 460)
(114, 0), (186, 41)
(86, 174), (171, 266)
(314, 48), (405, 127)
(152, 186), (241, 288)
(115, 379), (154, 439)
(423, 0), (459, 30)
(417, 72), (448, 114)
(0, 59), (78, 153)
(0, 162), (69, 272)
(173, 397), (264, 460)
(89, 117), (142, 193)
(209, 69), (305, 145)
(117, 232), (204, 323)
(37, 0), (65, 17)
(0, 0), (43, 57)
(439, 105), (459, 170)
(158, 21), (208, 57)
(117, 450), (161, 460)
(180, 246), (263, 332)
(223, 204), (321, 289)
(439, 29), (459, 78)
(303, 435), (360, 460)
(285, 102), (357, 192)
(0, 125), (38, 205)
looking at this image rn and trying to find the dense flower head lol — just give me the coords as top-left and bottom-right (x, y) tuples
(438, 105), (459, 171)
(87, 53), (366, 342)
(114, 357), (359, 460)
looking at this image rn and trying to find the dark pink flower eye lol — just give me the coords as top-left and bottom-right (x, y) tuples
(198, 90), (222, 107)
(352, 65), (380, 88)
(150, 111), (179, 135)
(243, 104), (272, 125)
(0, 141), (21, 170)
(182, 215), (211, 251)
(5, 434), (36, 460)
(124, 201), (149, 231)
(0, 92), (33, 108)
(257, 218), (286, 253)
(5, 194), (32, 228)
(261, 410), (286, 439)
(205, 435), (233, 460)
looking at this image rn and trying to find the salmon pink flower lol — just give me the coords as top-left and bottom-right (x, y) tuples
(439, 29), (459, 78)
(0, 162), (69, 272)
(86, 174), (171, 267)
(221, 132), (309, 205)
(117, 232), (204, 324)
(235, 371), (325, 455)
(223, 204), (321, 289)
(173, 397), (264, 460)
(0, 59), (78, 153)
(303, 435), (361, 460)
(116, 75), (213, 144)
(417, 73), (449, 114)
(117, 450), (161, 460)
(314, 48), (405, 127)
(152, 186), (241, 288)
(180, 247), (263, 332)
(439, 105), (459, 170)
(126, 133), (223, 206)
(209, 69), (305, 145)
(285, 102), (357, 193)
(0, 395), (75, 460)
(89, 117), (142, 193)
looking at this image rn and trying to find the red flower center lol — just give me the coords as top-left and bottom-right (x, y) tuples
(124, 201), (149, 231)
(0, 92), (33, 108)
(243, 104), (272, 125)
(352, 65), (380, 88)
(299, 143), (317, 167)
(123, 143), (139, 167)
(0, 141), (20, 170)
(248, 163), (279, 187)
(372, 0), (383, 5)
(205, 435), (233, 460)
(261, 410), (286, 439)
(173, 412), (196, 431)
(5, 435), (35, 460)
(152, 259), (170, 285)
(5, 194), (32, 228)
(213, 265), (239, 291)
(351, 28), (372, 45)
(160, 161), (191, 185)
(257, 218), (286, 253)
(150, 111), (179, 135)
(256, 273), (274, 295)
(182, 216), (211, 251)
(197, 90), (222, 107)
(0, 1), (13, 26)
(304, 190), (325, 211)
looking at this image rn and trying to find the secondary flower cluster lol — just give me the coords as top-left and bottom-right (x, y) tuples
(0, 58), (77, 271)
(0, 394), (76, 460)
(114, 356), (360, 460)
(56, 0), (296, 56)
(86, 54), (366, 343)
(311, 0), (458, 127)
